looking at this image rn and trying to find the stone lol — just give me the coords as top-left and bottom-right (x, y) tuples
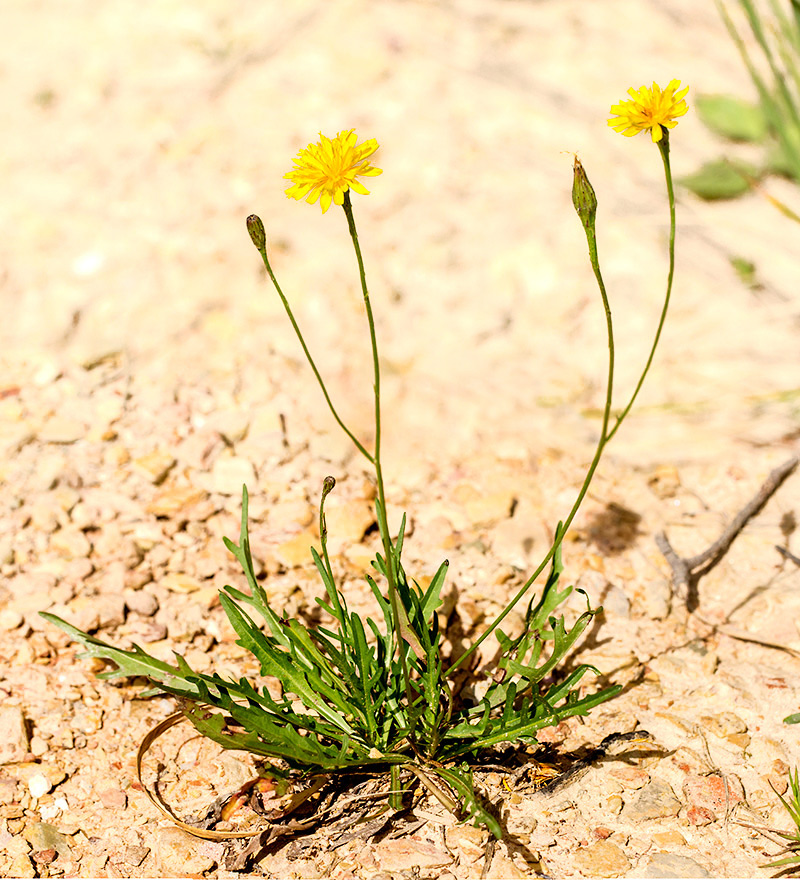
(651, 830), (687, 847)
(0, 608), (24, 631)
(646, 465), (681, 499)
(485, 850), (525, 878)
(622, 778), (681, 821)
(642, 853), (710, 878)
(29, 736), (48, 757)
(155, 827), (217, 876)
(161, 572), (202, 594)
(124, 589), (159, 616)
(132, 450), (176, 484)
(6, 853), (35, 878)
(0, 778), (19, 804)
(208, 455), (257, 495)
(376, 836), (452, 870)
(0, 706), (29, 763)
(28, 501), (61, 533)
(23, 822), (72, 859)
(687, 805), (715, 826)
(99, 788), (127, 809)
(32, 848), (57, 865)
(275, 529), (318, 569)
(462, 488), (516, 528)
(38, 417), (87, 444)
(67, 594), (126, 631)
(49, 527), (92, 559)
(27, 773), (52, 799)
(572, 840), (630, 877)
(699, 712), (747, 738)
(124, 845), (150, 866)
(682, 772), (744, 817)
(146, 484), (214, 520)
(608, 766), (649, 789)
(325, 499), (375, 550)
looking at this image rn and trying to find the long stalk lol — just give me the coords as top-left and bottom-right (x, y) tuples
(341, 192), (422, 702)
(446, 141), (677, 677)
(248, 222), (374, 465)
(605, 132), (675, 442)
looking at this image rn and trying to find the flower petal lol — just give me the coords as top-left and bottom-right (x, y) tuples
(284, 130), (383, 213)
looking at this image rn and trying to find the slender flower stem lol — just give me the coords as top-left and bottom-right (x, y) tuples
(444, 211), (615, 677)
(341, 191), (421, 696)
(446, 142), (676, 678)
(605, 131), (676, 442)
(252, 239), (374, 464)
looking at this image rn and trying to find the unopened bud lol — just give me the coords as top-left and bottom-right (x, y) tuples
(571, 156), (597, 231)
(246, 214), (266, 251)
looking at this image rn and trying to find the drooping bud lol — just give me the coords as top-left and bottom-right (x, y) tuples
(571, 156), (597, 233)
(246, 214), (266, 251)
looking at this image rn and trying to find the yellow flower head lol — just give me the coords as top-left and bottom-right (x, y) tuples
(608, 80), (689, 143)
(284, 129), (382, 214)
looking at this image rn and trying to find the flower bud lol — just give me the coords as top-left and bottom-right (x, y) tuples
(571, 157), (597, 231)
(246, 214), (266, 250)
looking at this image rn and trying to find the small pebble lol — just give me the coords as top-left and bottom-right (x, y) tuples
(6, 853), (35, 878)
(124, 589), (159, 616)
(155, 827), (217, 875)
(622, 779), (681, 821)
(28, 773), (53, 799)
(572, 840), (630, 878)
(38, 417), (86, 444)
(0, 608), (24, 631)
(32, 848), (57, 865)
(642, 852), (710, 878)
(0, 706), (30, 763)
(132, 450), (176, 484)
(208, 455), (256, 495)
(161, 572), (202, 594)
(29, 736), (48, 757)
(99, 788), (127, 809)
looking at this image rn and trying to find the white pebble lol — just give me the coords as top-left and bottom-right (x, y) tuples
(27, 773), (52, 799)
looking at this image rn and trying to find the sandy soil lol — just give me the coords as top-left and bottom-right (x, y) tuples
(1, 0), (800, 877)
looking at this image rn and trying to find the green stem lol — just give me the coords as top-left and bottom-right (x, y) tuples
(341, 191), (418, 697)
(444, 208), (615, 677)
(605, 130), (675, 442)
(254, 242), (374, 464)
(446, 137), (676, 677)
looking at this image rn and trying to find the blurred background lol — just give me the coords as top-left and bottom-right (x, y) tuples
(3, 0), (798, 468)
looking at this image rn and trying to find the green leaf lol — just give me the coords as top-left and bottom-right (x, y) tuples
(695, 94), (768, 142)
(765, 137), (800, 178)
(786, 712), (800, 724)
(680, 159), (760, 200)
(40, 612), (202, 695)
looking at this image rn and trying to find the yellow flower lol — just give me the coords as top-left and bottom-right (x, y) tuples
(284, 130), (382, 213)
(608, 80), (689, 143)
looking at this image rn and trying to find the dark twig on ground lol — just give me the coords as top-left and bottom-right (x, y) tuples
(776, 545), (800, 568)
(656, 456), (798, 612)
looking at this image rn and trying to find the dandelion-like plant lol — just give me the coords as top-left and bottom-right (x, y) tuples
(43, 89), (687, 841)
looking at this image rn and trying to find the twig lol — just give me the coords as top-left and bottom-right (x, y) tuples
(480, 835), (497, 879)
(657, 456), (798, 610)
(777, 545), (800, 568)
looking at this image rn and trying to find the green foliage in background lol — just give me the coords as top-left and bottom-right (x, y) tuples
(684, 0), (800, 206)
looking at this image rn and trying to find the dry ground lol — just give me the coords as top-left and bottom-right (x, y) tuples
(1, 0), (800, 877)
